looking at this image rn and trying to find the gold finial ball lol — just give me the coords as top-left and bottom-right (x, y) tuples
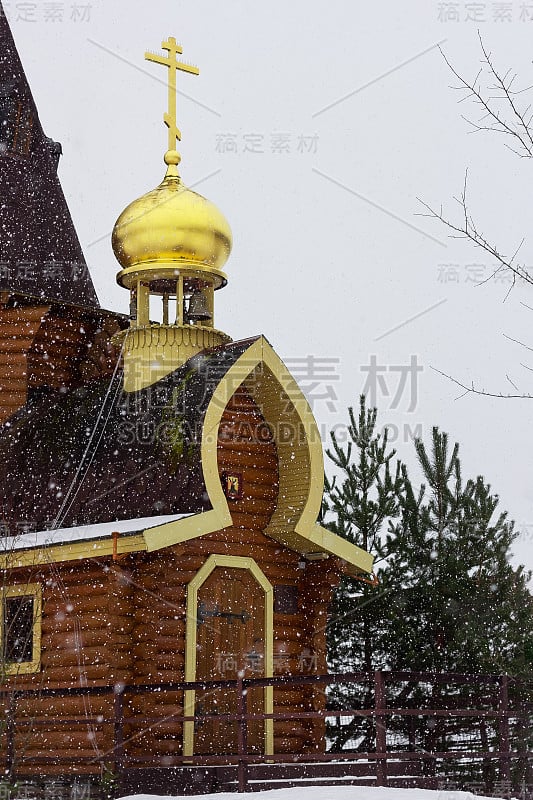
(164, 149), (181, 166)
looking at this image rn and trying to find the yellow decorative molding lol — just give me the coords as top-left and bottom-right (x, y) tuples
(143, 508), (231, 553)
(2, 338), (372, 577)
(145, 336), (373, 574)
(0, 582), (42, 676)
(0, 534), (146, 569)
(123, 324), (231, 392)
(183, 555), (273, 758)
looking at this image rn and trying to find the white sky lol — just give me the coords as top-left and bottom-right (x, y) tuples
(6, 0), (533, 570)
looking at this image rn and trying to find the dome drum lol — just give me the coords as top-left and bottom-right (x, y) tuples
(128, 274), (215, 330)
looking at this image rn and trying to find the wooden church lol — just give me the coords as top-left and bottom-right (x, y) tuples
(0, 10), (373, 786)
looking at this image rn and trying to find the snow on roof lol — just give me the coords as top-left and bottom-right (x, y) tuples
(0, 513), (191, 552)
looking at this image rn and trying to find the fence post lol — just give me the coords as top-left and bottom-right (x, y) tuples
(5, 691), (16, 781)
(374, 670), (387, 787)
(237, 677), (248, 793)
(516, 678), (532, 786)
(113, 684), (125, 789)
(498, 674), (511, 783)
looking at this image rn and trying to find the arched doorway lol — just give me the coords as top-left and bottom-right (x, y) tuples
(183, 555), (273, 757)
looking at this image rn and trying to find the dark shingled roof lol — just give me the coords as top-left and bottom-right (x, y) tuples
(0, 338), (258, 535)
(0, 3), (99, 308)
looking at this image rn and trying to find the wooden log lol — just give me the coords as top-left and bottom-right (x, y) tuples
(43, 596), (131, 615)
(46, 580), (108, 597)
(274, 734), (309, 753)
(201, 526), (288, 549)
(217, 438), (276, 456)
(230, 497), (277, 516)
(0, 337), (37, 351)
(42, 645), (111, 666)
(0, 360), (26, 371)
(135, 575), (192, 592)
(236, 483), (279, 501)
(131, 584), (186, 604)
(218, 454), (278, 472)
(41, 613), (115, 634)
(18, 745), (111, 760)
(0, 307), (48, 323)
(0, 323), (42, 337)
(133, 621), (186, 641)
(0, 395), (26, 407)
(224, 465), (279, 485)
(43, 569), (109, 587)
(33, 666), (110, 684)
(272, 626), (306, 643)
(134, 607), (185, 626)
(153, 653), (185, 671)
(18, 696), (113, 717)
(271, 689), (314, 706)
(222, 510), (275, 530)
(0, 378), (27, 392)
(45, 631), (109, 651)
(131, 669), (183, 683)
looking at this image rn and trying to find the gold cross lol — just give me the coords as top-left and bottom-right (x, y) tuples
(145, 37), (199, 153)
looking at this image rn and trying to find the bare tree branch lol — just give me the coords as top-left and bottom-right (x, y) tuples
(439, 32), (533, 158)
(422, 37), (533, 400)
(431, 366), (533, 400)
(417, 171), (533, 287)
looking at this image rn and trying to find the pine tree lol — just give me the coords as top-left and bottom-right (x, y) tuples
(384, 427), (533, 676)
(380, 427), (533, 778)
(324, 411), (533, 757)
(322, 395), (404, 749)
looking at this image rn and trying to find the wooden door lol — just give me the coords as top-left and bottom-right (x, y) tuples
(194, 567), (265, 755)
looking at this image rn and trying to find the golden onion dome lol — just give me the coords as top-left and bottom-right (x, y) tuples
(112, 151), (232, 290)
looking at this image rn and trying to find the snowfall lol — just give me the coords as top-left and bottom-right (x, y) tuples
(120, 786), (511, 800)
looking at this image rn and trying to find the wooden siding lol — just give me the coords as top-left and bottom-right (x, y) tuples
(0, 303), (123, 424)
(0, 385), (341, 770)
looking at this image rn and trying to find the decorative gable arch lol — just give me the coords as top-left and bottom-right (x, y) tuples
(201, 337), (325, 556)
(144, 336), (372, 575)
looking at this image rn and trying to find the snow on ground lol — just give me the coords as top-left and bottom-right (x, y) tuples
(120, 786), (510, 800)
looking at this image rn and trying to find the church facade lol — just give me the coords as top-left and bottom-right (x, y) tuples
(0, 14), (372, 782)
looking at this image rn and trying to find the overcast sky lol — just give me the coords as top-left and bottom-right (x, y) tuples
(6, 0), (533, 568)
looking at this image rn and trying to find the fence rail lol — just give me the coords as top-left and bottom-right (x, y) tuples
(0, 670), (531, 795)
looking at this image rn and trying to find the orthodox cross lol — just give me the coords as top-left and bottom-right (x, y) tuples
(145, 37), (199, 153)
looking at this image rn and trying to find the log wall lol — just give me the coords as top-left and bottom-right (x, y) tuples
(0, 300), (123, 424)
(1, 385), (341, 772)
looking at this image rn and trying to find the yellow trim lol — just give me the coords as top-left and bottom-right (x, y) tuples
(309, 525), (374, 576)
(145, 336), (373, 574)
(144, 508), (231, 553)
(0, 583), (42, 675)
(122, 324), (231, 392)
(2, 337), (372, 576)
(183, 555), (274, 758)
(0, 534), (146, 569)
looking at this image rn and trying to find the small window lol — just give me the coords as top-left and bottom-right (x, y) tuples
(274, 584), (298, 614)
(1, 584), (41, 675)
